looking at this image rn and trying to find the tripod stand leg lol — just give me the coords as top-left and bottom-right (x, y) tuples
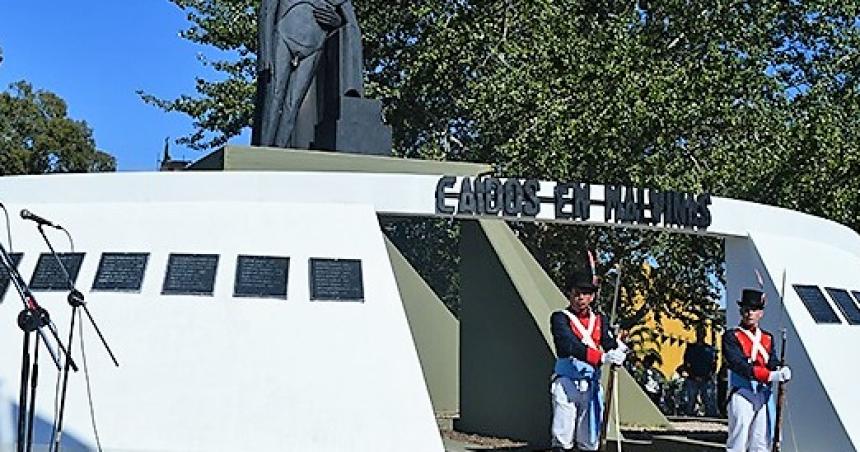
(17, 331), (30, 452)
(26, 334), (40, 452)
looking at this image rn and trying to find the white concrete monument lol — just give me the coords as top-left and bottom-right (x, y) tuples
(0, 168), (858, 451)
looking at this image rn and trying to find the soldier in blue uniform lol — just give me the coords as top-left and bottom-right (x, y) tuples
(550, 270), (626, 451)
(723, 288), (792, 451)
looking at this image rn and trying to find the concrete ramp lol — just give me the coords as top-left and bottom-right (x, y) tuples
(385, 235), (459, 417)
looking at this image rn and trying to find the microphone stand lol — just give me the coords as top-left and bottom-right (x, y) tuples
(0, 236), (74, 452)
(25, 328), (39, 452)
(34, 224), (119, 452)
(16, 309), (42, 452)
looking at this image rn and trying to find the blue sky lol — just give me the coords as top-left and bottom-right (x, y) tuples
(0, 2), (249, 171)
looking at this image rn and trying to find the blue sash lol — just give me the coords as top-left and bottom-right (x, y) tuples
(729, 370), (776, 439)
(555, 358), (604, 443)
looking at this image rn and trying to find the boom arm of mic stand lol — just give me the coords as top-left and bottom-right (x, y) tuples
(37, 225), (119, 367)
(81, 303), (119, 366)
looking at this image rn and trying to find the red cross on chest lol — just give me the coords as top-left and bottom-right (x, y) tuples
(734, 328), (772, 366)
(567, 312), (602, 350)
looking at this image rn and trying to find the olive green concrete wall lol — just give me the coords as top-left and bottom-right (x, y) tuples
(384, 236), (459, 416)
(184, 148), (224, 170)
(187, 145), (490, 176)
(602, 365), (672, 429)
(457, 219), (558, 446)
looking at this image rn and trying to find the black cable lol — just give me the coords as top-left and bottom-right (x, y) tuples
(49, 227), (75, 452)
(53, 225), (104, 451)
(78, 309), (103, 452)
(0, 202), (12, 252)
(59, 227), (74, 253)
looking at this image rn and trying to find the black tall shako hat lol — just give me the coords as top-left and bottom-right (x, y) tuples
(737, 288), (766, 309)
(565, 249), (601, 293)
(564, 270), (598, 293)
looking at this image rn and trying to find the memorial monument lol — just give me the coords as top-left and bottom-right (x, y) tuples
(251, 0), (392, 155)
(2, 4), (859, 452)
(2, 170), (860, 450)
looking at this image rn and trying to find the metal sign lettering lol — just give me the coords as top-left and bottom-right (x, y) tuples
(435, 176), (712, 230)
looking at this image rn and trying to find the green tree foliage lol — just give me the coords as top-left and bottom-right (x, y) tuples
(0, 81), (115, 175)
(381, 216), (462, 315)
(147, 1), (859, 335)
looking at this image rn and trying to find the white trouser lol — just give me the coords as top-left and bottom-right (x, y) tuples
(727, 392), (770, 452)
(550, 377), (599, 451)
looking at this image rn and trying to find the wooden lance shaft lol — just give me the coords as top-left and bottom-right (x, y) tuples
(772, 268), (788, 452)
(599, 264), (622, 451)
(772, 328), (787, 452)
(599, 338), (617, 449)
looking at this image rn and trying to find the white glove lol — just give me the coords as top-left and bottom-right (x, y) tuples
(768, 366), (792, 383)
(615, 339), (629, 353)
(600, 350), (612, 364)
(601, 348), (626, 366)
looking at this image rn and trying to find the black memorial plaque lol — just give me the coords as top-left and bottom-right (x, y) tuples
(30, 253), (85, 291)
(309, 258), (364, 301)
(92, 253), (149, 292)
(234, 255), (289, 299)
(793, 284), (841, 324)
(162, 254), (219, 296)
(825, 287), (860, 325)
(0, 253), (23, 303)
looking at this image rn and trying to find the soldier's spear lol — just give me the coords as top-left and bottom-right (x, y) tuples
(599, 259), (623, 451)
(773, 269), (788, 452)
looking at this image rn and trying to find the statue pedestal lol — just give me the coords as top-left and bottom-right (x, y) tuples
(314, 96), (392, 156)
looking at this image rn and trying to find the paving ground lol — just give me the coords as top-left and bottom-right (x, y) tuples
(441, 417), (727, 451)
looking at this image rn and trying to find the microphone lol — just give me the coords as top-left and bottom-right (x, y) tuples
(20, 209), (62, 229)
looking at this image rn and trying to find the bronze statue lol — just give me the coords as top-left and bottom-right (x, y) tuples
(253, 0), (363, 147)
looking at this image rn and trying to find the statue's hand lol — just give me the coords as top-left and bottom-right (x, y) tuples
(312, 1), (343, 30)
